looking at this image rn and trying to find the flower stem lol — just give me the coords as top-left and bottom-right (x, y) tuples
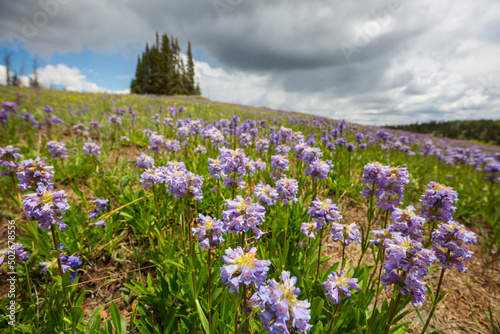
(50, 224), (64, 277)
(152, 184), (162, 233)
(367, 253), (385, 333)
(383, 289), (403, 334)
(186, 200), (197, 297)
(313, 228), (324, 294)
(420, 268), (446, 334)
(328, 303), (341, 334)
(208, 248), (212, 334)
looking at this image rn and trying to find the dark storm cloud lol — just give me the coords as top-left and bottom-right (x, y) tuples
(0, 0), (499, 125)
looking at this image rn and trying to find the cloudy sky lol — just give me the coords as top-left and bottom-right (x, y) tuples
(0, 0), (499, 125)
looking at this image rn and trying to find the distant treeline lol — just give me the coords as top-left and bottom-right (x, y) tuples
(386, 119), (500, 146)
(130, 32), (201, 96)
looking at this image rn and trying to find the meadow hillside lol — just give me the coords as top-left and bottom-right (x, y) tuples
(0, 86), (498, 334)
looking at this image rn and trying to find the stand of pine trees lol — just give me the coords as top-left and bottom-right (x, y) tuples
(130, 32), (201, 96)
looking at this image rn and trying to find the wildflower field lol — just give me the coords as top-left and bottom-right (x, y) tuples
(0, 86), (498, 334)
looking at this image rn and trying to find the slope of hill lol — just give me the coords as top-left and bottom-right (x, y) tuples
(386, 119), (500, 146)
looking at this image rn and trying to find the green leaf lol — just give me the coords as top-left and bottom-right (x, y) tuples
(110, 302), (126, 334)
(196, 299), (210, 334)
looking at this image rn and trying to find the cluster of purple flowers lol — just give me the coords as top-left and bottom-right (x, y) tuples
(83, 141), (101, 157)
(136, 152), (155, 169)
(107, 114), (122, 125)
(165, 139), (180, 152)
(249, 271), (312, 333)
(331, 223), (362, 245)
(17, 157), (54, 191)
(148, 133), (164, 155)
(308, 198), (342, 223)
(0, 243), (30, 266)
(222, 196), (266, 239)
(381, 235), (437, 306)
(304, 159), (333, 181)
(322, 270), (360, 304)
(432, 222), (477, 272)
(47, 141), (69, 160)
(254, 181), (279, 206)
(208, 158), (223, 179)
(419, 182), (458, 222)
(192, 214), (225, 250)
(276, 177), (299, 205)
(0, 145), (22, 176)
(194, 145), (207, 154)
(22, 184), (70, 230)
(88, 198), (110, 227)
(256, 138), (270, 153)
(165, 167), (204, 202)
(140, 167), (164, 188)
(39, 244), (82, 282)
(360, 162), (409, 211)
(218, 147), (249, 189)
(389, 205), (425, 239)
(220, 246), (270, 292)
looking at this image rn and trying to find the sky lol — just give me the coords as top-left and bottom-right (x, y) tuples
(0, 0), (499, 125)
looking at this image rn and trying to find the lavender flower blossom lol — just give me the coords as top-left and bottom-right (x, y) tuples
(164, 168), (204, 202)
(389, 205), (425, 239)
(0, 145), (22, 176)
(222, 196), (266, 239)
(193, 214), (225, 250)
(432, 222), (477, 272)
(249, 271), (312, 333)
(254, 181), (279, 206)
(330, 223), (362, 245)
(220, 246), (270, 292)
(194, 145), (207, 154)
(83, 141), (101, 157)
(140, 167), (165, 188)
(304, 159), (333, 181)
(0, 243), (30, 266)
(17, 157), (54, 190)
(276, 177), (298, 205)
(208, 158), (224, 180)
(22, 184), (70, 230)
(381, 235), (437, 306)
(47, 141), (68, 160)
(322, 270), (360, 304)
(87, 197), (110, 222)
(308, 198), (342, 223)
(420, 182), (458, 222)
(136, 153), (155, 169)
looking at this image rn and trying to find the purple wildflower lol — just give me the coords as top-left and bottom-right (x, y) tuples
(0, 243), (30, 266)
(136, 153), (155, 169)
(17, 157), (54, 191)
(420, 182), (458, 222)
(83, 141), (101, 157)
(22, 184), (70, 230)
(222, 196), (266, 239)
(249, 271), (312, 333)
(331, 223), (362, 245)
(276, 177), (298, 205)
(304, 159), (333, 181)
(254, 181), (279, 206)
(432, 222), (477, 272)
(220, 246), (270, 292)
(308, 198), (342, 223)
(47, 141), (68, 160)
(192, 214), (225, 250)
(381, 235), (437, 306)
(322, 270), (360, 304)
(389, 205), (425, 239)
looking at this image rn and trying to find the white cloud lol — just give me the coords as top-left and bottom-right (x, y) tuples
(1, 63), (129, 94)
